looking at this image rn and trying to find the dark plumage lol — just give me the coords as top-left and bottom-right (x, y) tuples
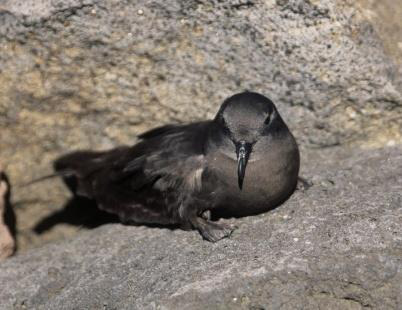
(54, 92), (300, 242)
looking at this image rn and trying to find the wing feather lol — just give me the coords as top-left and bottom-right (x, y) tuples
(54, 121), (210, 224)
(122, 121), (209, 192)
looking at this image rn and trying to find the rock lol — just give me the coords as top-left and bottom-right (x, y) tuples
(0, 146), (401, 309)
(356, 0), (402, 77)
(0, 164), (15, 260)
(0, 0), (401, 252)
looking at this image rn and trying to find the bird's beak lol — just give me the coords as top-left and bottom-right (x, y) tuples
(236, 141), (252, 190)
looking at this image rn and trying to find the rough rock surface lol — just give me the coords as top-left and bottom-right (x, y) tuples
(356, 0), (402, 72)
(0, 0), (401, 252)
(0, 146), (401, 309)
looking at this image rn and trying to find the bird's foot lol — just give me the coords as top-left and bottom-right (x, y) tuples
(192, 217), (235, 242)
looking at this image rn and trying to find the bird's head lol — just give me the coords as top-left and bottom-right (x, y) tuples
(209, 91), (288, 190)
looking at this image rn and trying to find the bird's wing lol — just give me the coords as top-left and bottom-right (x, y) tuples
(116, 121), (209, 193)
(137, 124), (182, 140)
(54, 121), (210, 222)
(76, 121), (210, 224)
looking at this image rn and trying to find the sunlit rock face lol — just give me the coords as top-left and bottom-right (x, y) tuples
(0, 0), (401, 250)
(0, 1), (401, 307)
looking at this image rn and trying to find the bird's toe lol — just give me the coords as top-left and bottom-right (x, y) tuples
(199, 221), (234, 242)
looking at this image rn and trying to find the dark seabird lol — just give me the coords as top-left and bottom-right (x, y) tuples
(54, 92), (300, 242)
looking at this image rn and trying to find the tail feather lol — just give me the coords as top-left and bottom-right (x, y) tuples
(54, 150), (109, 198)
(54, 151), (106, 176)
(53, 147), (130, 199)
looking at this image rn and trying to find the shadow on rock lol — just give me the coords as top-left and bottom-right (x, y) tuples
(34, 196), (120, 234)
(33, 196), (181, 234)
(34, 174), (181, 234)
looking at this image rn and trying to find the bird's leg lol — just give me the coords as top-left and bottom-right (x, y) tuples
(178, 198), (234, 242)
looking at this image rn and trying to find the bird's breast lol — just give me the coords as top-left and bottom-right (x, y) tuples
(203, 140), (299, 216)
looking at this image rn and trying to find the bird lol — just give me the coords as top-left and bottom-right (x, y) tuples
(54, 91), (300, 242)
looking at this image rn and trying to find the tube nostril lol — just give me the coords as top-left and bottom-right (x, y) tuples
(238, 142), (246, 160)
(235, 141), (252, 190)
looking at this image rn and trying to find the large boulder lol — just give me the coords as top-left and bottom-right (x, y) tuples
(0, 0), (401, 248)
(0, 146), (401, 309)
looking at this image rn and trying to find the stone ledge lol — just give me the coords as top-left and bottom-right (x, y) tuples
(0, 146), (401, 309)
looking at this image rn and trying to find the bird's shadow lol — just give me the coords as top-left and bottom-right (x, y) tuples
(34, 176), (182, 234)
(34, 196), (181, 234)
(34, 196), (120, 234)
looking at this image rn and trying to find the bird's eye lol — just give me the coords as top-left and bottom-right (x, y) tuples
(264, 113), (271, 125)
